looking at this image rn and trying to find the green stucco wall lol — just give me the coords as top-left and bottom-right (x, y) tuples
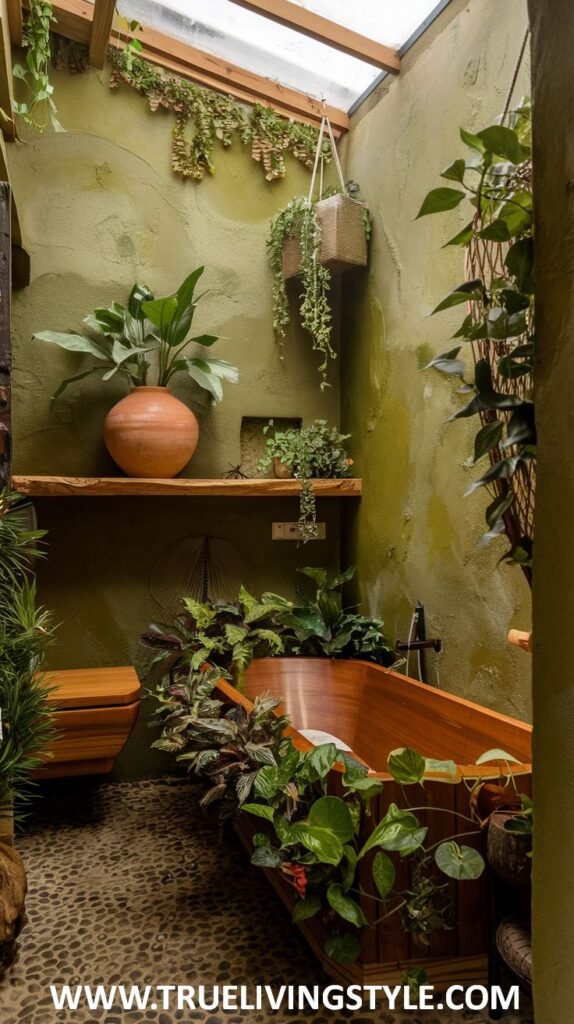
(7, 66), (341, 777)
(340, 0), (532, 719)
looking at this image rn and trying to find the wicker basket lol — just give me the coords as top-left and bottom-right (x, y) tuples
(282, 194), (368, 280)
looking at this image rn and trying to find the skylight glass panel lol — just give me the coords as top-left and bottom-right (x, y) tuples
(287, 1), (446, 50)
(116, 0), (382, 109)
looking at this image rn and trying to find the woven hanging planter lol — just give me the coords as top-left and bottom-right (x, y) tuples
(282, 193), (368, 279)
(281, 116), (369, 280)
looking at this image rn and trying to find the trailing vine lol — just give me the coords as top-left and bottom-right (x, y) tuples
(107, 47), (329, 183)
(267, 197), (333, 388)
(12, 0), (60, 132)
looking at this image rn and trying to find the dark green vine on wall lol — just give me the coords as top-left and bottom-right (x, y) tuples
(107, 47), (330, 183)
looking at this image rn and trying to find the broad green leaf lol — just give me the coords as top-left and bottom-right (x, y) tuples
(254, 765), (280, 800)
(292, 894), (322, 922)
(324, 933), (361, 963)
(387, 747), (426, 785)
(474, 420), (503, 462)
(142, 294), (178, 334)
(479, 219), (511, 242)
(190, 334), (219, 348)
(434, 841), (485, 880)
(128, 282), (154, 318)
(200, 358), (239, 382)
(341, 844), (357, 892)
(431, 279), (483, 315)
(183, 358), (223, 402)
(297, 566), (328, 587)
(242, 802), (274, 822)
(423, 758), (459, 780)
(251, 845), (284, 868)
(465, 454), (526, 496)
(506, 237), (534, 294)
(358, 804), (427, 859)
(416, 187), (466, 218)
(477, 125), (526, 164)
(485, 491), (515, 531)
(475, 748), (522, 766)
(443, 221), (474, 247)
(440, 158), (466, 183)
(460, 127), (486, 152)
(34, 331), (108, 360)
(292, 825), (343, 866)
(326, 884), (367, 927)
(372, 851), (395, 898)
(308, 796), (354, 843)
(306, 743), (337, 780)
(426, 347), (465, 378)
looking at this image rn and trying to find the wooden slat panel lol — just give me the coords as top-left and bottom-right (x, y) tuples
(41, 700), (140, 764)
(88, 0), (115, 68)
(47, 0), (349, 130)
(45, 666), (141, 709)
(12, 475), (362, 497)
(5, 0), (22, 46)
(231, 0), (400, 74)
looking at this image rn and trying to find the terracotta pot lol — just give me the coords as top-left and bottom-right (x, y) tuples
(104, 387), (199, 478)
(272, 457), (294, 480)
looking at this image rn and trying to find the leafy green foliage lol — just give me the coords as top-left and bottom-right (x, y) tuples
(12, 1), (60, 132)
(258, 419), (352, 541)
(150, 662), (485, 965)
(280, 566), (394, 665)
(33, 269), (239, 403)
(141, 586), (288, 686)
(419, 101), (534, 571)
(268, 197), (334, 389)
(108, 47), (327, 183)
(0, 491), (56, 821)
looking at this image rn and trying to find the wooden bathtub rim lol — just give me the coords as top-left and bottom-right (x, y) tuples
(215, 671), (532, 782)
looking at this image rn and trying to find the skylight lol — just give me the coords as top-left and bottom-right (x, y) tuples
(114, 0), (449, 111)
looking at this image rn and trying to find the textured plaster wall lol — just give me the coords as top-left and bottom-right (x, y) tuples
(7, 67), (340, 777)
(341, 0), (532, 720)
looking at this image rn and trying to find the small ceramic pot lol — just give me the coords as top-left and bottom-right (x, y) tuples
(272, 457), (294, 480)
(104, 387), (199, 478)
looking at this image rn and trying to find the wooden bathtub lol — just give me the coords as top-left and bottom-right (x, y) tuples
(217, 658), (532, 986)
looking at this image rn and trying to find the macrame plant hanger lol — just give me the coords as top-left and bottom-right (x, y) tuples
(307, 113), (347, 205)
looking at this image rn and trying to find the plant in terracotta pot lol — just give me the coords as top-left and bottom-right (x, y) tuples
(33, 268), (239, 478)
(258, 419), (352, 541)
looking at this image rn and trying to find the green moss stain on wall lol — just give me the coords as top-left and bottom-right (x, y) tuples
(8, 67), (342, 777)
(341, 0), (532, 720)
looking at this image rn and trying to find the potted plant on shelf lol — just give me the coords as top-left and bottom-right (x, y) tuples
(33, 267), (239, 478)
(258, 419), (352, 541)
(0, 490), (56, 963)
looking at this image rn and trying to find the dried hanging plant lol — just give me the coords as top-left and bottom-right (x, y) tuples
(107, 47), (329, 183)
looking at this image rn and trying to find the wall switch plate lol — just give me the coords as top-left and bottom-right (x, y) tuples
(272, 522), (326, 541)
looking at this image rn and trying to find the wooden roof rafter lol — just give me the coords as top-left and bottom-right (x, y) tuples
(230, 0), (400, 75)
(20, 0), (351, 131)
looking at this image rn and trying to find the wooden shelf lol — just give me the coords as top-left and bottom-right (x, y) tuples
(12, 475), (363, 498)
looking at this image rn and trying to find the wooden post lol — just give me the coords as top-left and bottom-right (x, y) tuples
(0, 181), (10, 487)
(528, 2), (574, 1020)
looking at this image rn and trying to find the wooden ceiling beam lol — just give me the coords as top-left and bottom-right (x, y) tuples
(88, 0), (115, 68)
(5, 0), (22, 46)
(47, 0), (350, 130)
(230, 0), (400, 74)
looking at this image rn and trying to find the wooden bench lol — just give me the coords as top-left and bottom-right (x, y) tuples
(36, 667), (141, 778)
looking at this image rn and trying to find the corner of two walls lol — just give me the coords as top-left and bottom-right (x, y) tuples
(339, 0), (532, 720)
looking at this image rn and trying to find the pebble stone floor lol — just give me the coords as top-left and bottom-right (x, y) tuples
(1, 777), (534, 1024)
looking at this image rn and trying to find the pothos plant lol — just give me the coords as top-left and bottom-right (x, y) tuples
(258, 420), (352, 541)
(418, 101), (534, 574)
(12, 0), (60, 132)
(33, 268), (239, 403)
(151, 666), (486, 964)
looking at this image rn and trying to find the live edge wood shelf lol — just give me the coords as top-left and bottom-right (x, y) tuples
(12, 476), (363, 497)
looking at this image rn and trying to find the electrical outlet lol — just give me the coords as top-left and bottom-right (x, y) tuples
(272, 522), (326, 540)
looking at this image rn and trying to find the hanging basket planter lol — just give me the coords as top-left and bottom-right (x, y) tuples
(268, 116), (370, 389)
(282, 193), (369, 279)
